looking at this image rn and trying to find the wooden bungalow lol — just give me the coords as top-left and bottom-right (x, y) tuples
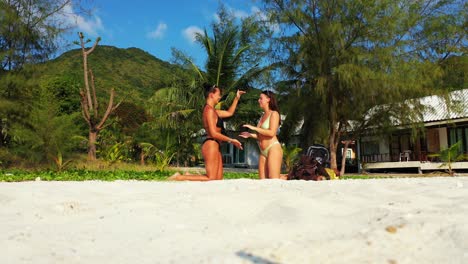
(357, 89), (468, 173)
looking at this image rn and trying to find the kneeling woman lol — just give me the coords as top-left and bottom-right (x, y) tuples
(169, 84), (244, 181)
(240, 90), (284, 179)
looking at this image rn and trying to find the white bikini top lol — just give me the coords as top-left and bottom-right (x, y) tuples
(259, 112), (272, 129)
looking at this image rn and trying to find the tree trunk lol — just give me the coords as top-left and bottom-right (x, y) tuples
(78, 33), (119, 163)
(340, 141), (351, 176)
(329, 134), (337, 170)
(88, 131), (97, 161)
(140, 152), (145, 166)
(328, 79), (339, 171)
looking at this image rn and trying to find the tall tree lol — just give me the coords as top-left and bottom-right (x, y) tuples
(262, 0), (467, 173)
(77, 32), (120, 161)
(10, 80), (80, 165)
(172, 4), (272, 112)
(0, 0), (78, 73)
(0, 0), (87, 151)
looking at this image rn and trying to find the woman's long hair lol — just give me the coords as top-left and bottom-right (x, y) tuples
(262, 90), (281, 125)
(262, 90), (280, 113)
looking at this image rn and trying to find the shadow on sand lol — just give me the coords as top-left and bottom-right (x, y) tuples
(236, 250), (281, 264)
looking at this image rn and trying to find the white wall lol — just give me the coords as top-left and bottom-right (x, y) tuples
(438, 127), (448, 149)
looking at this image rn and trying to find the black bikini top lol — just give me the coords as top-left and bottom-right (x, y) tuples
(216, 115), (224, 129)
(205, 104), (225, 133)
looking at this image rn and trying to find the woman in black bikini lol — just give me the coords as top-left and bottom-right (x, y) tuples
(169, 84), (245, 181)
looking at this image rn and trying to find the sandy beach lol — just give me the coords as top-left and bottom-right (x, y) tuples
(1, 177), (468, 264)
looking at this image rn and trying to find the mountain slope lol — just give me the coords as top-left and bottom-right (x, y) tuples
(36, 45), (191, 102)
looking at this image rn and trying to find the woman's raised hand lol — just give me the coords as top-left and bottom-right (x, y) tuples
(236, 89), (246, 99)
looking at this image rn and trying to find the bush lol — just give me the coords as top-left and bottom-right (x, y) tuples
(0, 148), (21, 168)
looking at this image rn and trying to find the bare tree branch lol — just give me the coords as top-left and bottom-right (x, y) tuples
(78, 33), (119, 160)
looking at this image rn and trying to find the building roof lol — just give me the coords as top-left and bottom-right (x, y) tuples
(360, 88), (468, 130)
(420, 88), (468, 123)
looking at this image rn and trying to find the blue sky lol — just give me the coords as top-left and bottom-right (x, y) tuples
(63, 0), (263, 66)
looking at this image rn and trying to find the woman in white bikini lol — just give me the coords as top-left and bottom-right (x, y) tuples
(240, 90), (284, 179)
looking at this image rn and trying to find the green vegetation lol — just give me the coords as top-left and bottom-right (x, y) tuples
(36, 45), (190, 101)
(2, 41), (197, 168)
(1, 169), (446, 182)
(266, 0), (467, 174)
(1, 0), (466, 176)
(282, 145), (302, 172)
(428, 141), (468, 176)
(0, 169), (259, 182)
(0, 169), (171, 182)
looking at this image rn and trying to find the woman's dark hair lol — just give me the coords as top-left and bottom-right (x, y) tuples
(203, 83), (221, 98)
(262, 90), (280, 113)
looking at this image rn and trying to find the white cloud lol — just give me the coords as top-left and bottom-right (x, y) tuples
(147, 22), (168, 39)
(74, 15), (104, 36)
(251, 6), (280, 33)
(211, 5), (278, 32)
(212, 6), (248, 23)
(183, 26), (204, 43)
(213, 14), (220, 23)
(250, 7), (265, 19)
(233, 9), (249, 19)
(61, 3), (104, 37)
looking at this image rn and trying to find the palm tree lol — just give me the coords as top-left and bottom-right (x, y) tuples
(428, 141), (468, 176)
(194, 6), (274, 128)
(186, 6), (271, 92)
(282, 145), (302, 172)
(148, 5), (273, 165)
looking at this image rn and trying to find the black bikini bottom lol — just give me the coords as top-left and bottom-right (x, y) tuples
(203, 138), (221, 150)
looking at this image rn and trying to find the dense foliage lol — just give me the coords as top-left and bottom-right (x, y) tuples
(1, 43), (198, 168)
(0, 169), (260, 182)
(262, 0), (467, 172)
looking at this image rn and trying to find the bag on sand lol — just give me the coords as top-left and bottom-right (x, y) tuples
(287, 154), (330, 181)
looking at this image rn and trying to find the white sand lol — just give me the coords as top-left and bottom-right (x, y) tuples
(1, 177), (468, 264)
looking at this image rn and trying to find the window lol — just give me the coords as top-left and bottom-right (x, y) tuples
(448, 126), (468, 153)
(233, 146), (245, 164)
(465, 128), (468, 152)
(346, 149), (352, 159)
(221, 143), (233, 164)
(361, 141), (379, 155)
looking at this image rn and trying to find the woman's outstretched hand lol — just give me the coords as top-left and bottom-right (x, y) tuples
(243, 124), (256, 131)
(231, 139), (243, 150)
(239, 132), (251, 138)
(236, 90), (246, 99)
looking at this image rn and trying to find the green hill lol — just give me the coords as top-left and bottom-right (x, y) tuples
(36, 45), (191, 102)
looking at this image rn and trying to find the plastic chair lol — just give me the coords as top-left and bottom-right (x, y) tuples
(399, 150), (411, 162)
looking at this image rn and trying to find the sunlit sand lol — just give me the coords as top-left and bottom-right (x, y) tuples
(1, 177), (467, 263)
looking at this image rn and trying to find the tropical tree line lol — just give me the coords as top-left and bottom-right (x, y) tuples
(0, 0), (466, 174)
(264, 0), (466, 174)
